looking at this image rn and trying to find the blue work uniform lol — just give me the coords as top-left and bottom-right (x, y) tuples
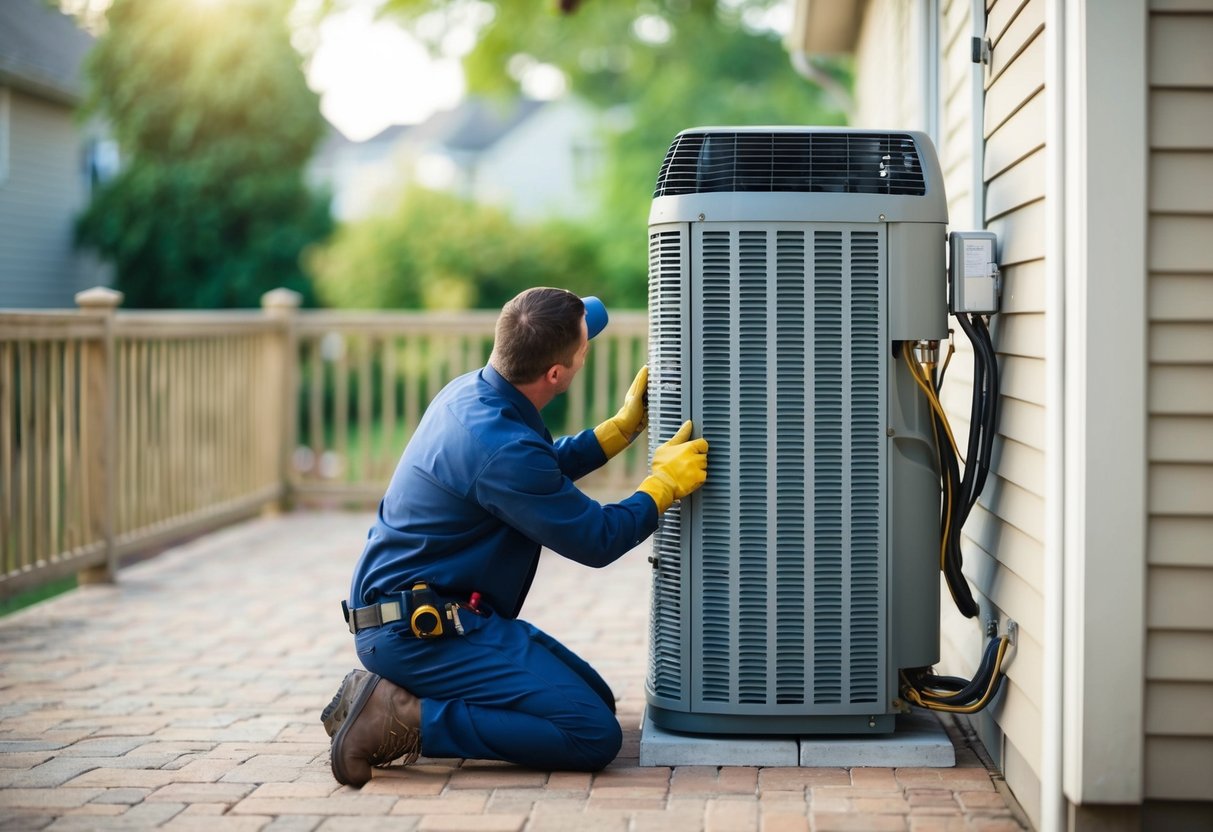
(349, 364), (658, 771)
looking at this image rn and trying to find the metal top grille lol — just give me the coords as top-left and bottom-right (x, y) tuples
(653, 131), (926, 198)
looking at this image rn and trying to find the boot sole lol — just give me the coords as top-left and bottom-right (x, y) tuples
(330, 672), (383, 787)
(321, 669), (367, 738)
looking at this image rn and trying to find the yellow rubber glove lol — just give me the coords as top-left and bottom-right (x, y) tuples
(594, 365), (649, 459)
(636, 420), (709, 513)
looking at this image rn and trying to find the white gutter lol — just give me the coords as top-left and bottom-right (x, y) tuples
(788, 50), (856, 121)
(970, 0), (984, 230)
(1042, 0), (1069, 829)
(921, 0), (940, 148)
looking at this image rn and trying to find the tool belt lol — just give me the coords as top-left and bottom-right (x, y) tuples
(343, 583), (483, 638)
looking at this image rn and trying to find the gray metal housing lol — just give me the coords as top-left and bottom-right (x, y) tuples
(646, 127), (947, 734)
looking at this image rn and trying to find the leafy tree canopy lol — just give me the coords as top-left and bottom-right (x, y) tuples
(359, 0), (848, 306)
(302, 0), (848, 311)
(77, 0), (332, 308)
(309, 186), (606, 312)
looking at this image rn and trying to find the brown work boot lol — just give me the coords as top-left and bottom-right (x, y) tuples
(330, 673), (422, 787)
(321, 669), (369, 738)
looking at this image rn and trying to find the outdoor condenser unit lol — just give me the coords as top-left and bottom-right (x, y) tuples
(646, 127), (947, 734)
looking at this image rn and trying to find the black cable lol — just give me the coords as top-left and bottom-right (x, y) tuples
(917, 636), (1002, 704)
(955, 314), (991, 518)
(934, 404), (978, 619)
(905, 636), (1006, 711)
(960, 315), (999, 509)
(975, 318), (1000, 498)
(936, 314), (999, 620)
(957, 314), (986, 510)
(898, 315), (1007, 711)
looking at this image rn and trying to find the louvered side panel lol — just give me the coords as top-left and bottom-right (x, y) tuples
(812, 229), (846, 705)
(775, 230), (808, 705)
(846, 230), (885, 704)
(737, 230), (769, 705)
(697, 229), (734, 704)
(682, 222), (889, 719)
(646, 226), (688, 704)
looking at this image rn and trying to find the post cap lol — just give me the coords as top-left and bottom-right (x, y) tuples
(261, 288), (303, 313)
(74, 286), (124, 311)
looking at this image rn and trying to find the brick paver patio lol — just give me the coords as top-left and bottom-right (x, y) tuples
(0, 510), (1028, 831)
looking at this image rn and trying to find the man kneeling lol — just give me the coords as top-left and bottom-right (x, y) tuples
(320, 288), (708, 785)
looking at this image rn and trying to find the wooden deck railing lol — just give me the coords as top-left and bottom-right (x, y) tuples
(0, 288), (649, 597)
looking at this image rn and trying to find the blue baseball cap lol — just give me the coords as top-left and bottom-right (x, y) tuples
(583, 296), (608, 339)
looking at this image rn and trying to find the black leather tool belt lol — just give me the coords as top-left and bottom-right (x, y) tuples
(342, 583), (480, 638)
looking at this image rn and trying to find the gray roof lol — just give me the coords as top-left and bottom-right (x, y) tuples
(407, 97), (547, 152)
(309, 96), (548, 172)
(0, 0), (94, 104)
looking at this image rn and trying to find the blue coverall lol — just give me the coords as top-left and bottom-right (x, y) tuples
(349, 363), (659, 771)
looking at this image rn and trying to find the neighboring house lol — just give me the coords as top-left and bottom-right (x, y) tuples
(447, 95), (605, 222)
(788, 1), (1211, 830)
(308, 120), (412, 222)
(309, 95), (605, 223)
(0, 0), (111, 309)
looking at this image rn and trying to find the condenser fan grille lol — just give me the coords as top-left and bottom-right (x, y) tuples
(653, 131), (926, 198)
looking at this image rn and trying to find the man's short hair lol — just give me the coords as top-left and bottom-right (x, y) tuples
(491, 288), (585, 384)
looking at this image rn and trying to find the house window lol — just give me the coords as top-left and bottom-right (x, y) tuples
(86, 137), (121, 191)
(571, 138), (603, 189)
(0, 86), (10, 187)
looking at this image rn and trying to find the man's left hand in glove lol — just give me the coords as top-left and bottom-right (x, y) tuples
(594, 365), (648, 459)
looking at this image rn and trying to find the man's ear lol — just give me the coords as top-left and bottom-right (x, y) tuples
(544, 364), (562, 386)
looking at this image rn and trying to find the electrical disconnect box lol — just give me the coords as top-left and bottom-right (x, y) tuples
(948, 230), (1001, 314)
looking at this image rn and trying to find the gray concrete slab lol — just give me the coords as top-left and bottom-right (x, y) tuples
(639, 708), (955, 768)
(799, 709), (956, 767)
(639, 710), (800, 767)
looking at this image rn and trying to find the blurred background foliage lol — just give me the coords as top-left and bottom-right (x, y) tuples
(76, 0), (847, 310)
(75, 0), (332, 308)
(308, 185), (605, 310)
(322, 0), (848, 309)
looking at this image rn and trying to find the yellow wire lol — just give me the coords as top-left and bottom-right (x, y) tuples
(902, 341), (963, 578)
(899, 342), (1008, 715)
(938, 329), (955, 390)
(902, 342), (962, 458)
(928, 413), (950, 572)
(899, 638), (1010, 714)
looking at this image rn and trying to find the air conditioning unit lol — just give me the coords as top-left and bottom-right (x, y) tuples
(646, 127), (947, 734)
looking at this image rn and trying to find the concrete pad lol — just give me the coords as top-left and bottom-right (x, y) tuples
(639, 710), (800, 767)
(639, 708), (955, 768)
(799, 710), (955, 767)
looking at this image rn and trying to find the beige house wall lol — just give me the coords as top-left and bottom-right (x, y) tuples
(1144, 1), (1213, 805)
(854, 1), (925, 132)
(855, 0), (1049, 826)
(851, 0), (1213, 824)
(963, 0), (1048, 823)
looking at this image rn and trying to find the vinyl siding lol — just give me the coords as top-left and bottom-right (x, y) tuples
(1145, 2), (1213, 803)
(854, 0), (923, 130)
(854, 0), (1049, 826)
(0, 87), (106, 309)
(853, 0), (1211, 819)
(940, 0), (976, 227)
(965, 2), (1046, 821)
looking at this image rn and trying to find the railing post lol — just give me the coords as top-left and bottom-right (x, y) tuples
(261, 288), (302, 514)
(75, 286), (123, 585)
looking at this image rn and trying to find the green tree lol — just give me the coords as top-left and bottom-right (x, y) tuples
(309, 186), (605, 311)
(377, 0), (847, 305)
(76, 0), (332, 308)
